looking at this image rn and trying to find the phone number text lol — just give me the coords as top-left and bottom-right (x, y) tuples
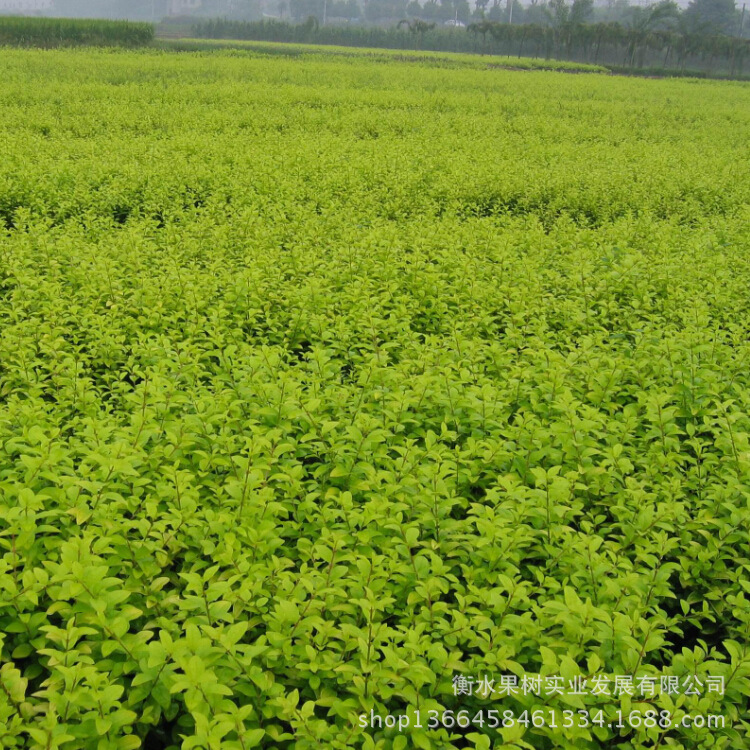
(358, 709), (726, 732)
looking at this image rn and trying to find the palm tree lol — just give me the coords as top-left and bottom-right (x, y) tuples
(592, 21), (620, 64)
(624, 0), (679, 66)
(397, 18), (436, 49)
(468, 19), (495, 53)
(729, 36), (750, 75)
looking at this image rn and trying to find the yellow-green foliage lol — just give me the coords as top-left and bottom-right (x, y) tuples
(159, 37), (609, 72)
(0, 46), (749, 750)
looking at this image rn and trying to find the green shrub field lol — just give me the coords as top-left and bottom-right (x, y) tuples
(0, 17), (154, 48)
(157, 38), (609, 72)
(0, 45), (749, 749)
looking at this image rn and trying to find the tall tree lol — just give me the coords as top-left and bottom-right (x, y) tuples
(570, 0), (594, 24)
(548, 0), (570, 26)
(397, 17), (435, 46)
(683, 0), (738, 34)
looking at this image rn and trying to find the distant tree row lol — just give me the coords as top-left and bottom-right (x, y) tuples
(466, 14), (750, 71)
(45, 0), (747, 37)
(471, 0), (742, 35)
(50, 0), (263, 22)
(288, 0), (361, 21)
(278, 0), (745, 35)
(194, 11), (750, 75)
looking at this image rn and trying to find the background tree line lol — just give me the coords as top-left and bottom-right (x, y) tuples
(45, 0), (747, 36)
(193, 0), (749, 75)
(260, 0), (745, 36)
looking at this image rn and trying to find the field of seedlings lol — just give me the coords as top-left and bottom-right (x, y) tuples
(1, 45), (749, 750)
